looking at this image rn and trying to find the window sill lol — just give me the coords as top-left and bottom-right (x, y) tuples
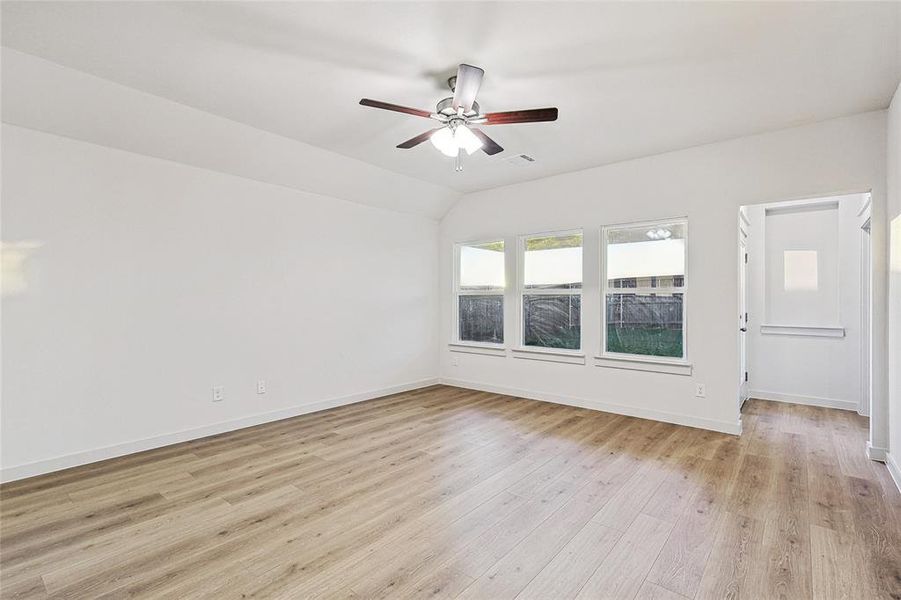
(512, 347), (586, 365)
(448, 342), (507, 357)
(594, 354), (693, 376)
(759, 324), (845, 338)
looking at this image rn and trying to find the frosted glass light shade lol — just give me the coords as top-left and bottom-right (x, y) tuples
(430, 128), (458, 157)
(430, 125), (483, 157)
(454, 125), (483, 155)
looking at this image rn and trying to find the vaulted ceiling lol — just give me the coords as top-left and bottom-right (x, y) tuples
(3, 1), (899, 194)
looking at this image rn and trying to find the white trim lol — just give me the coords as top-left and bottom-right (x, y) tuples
(759, 324), (845, 337)
(885, 453), (901, 494)
(750, 389), (857, 411)
(439, 378), (741, 435)
(856, 193), (872, 217)
(600, 217), (688, 362)
(594, 354), (692, 376)
(764, 199), (839, 216)
(512, 347), (586, 365)
(750, 189), (874, 209)
(867, 443), (887, 462)
(738, 220), (750, 410)
(859, 214), (872, 416)
(760, 194), (862, 216)
(448, 342), (507, 357)
(0, 377), (439, 483)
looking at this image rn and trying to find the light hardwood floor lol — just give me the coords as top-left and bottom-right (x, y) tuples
(1, 385), (900, 599)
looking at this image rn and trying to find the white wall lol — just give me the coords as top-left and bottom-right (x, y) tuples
(0, 124), (440, 480)
(887, 81), (901, 487)
(440, 111), (888, 436)
(744, 195), (867, 411)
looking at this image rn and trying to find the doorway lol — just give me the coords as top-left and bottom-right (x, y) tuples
(738, 193), (872, 419)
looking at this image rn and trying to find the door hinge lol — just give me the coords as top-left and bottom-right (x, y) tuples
(745, 312), (748, 323)
(744, 253), (748, 264)
(744, 371), (749, 382)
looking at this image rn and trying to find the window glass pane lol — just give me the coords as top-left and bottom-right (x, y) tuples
(524, 233), (582, 290)
(606, 223), (685, 288)
(523, 295), (581, 350)
(459, 241), (505, 291)
(783, 250), (818, 291)
(606, 292), (683, 358)
(459, 295), (504, 343)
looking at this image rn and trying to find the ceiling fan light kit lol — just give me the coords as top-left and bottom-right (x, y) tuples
(430, 124), (482, 158)
(359, 63), (558, 172)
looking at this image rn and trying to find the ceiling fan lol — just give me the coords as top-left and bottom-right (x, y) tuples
(359, 64), (558, 172)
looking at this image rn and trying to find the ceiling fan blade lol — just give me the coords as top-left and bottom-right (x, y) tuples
(452, 64), (484, 113)
(471, 129), (504, 156)
(360, 98), (432, 118)
(397, 129), (441, 149)
(484, 107), (558, 125)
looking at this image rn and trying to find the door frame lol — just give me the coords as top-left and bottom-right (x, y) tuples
(859, 207), (872, 417)
(738, 210), (750, 410)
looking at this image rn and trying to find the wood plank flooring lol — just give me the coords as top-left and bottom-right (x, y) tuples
(1, 385), (899, 599)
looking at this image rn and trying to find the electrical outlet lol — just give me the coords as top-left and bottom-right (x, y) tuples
(257, 379), (266, 395)
(451, 356), (459, 367)
(212, 386), (224, 402)
(695, 383), (706, 398)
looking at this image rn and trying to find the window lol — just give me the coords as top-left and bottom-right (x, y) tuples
(520, 231), (583, 350)
(783, 250), (818, 291)
(455, 240), (505, 344)
(603, 220), (686, 359)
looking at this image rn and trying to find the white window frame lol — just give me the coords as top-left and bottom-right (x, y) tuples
(451, 239), (506, 355)
(598, 218), (691, 374)
(514, 229), (585, 362)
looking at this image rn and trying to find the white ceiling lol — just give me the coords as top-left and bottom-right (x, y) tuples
(2, 1), (899, 194)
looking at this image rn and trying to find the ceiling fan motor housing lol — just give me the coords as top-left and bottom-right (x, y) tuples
(436, 97), (479, 118)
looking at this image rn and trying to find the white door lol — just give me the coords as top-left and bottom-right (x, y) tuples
(739, 230), (750, 406)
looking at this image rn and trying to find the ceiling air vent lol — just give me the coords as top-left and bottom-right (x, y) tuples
(503, 154), (536, 167)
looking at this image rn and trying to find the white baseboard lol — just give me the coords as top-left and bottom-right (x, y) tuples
(749, 390), (858, 412)
(0, 378), (439, 483)
(867, 443), (887, 462)
(439, 377), (742, 436)
(886, 453), (901, 494)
